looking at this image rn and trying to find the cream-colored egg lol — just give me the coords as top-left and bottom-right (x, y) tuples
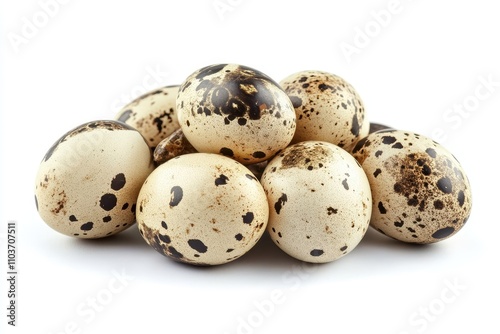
(115, 85), (180, 148)
(137, 153), (269, 266)
(35, 121), (155, 238)
(261, 141), (372, 263)
(351, 130), (472, 244)
(279, 70), (368, 150)
(176, 64), (296, 164)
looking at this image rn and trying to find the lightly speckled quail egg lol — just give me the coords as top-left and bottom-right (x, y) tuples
(136, 153), (269, 266)
(351, 129), (472, 244)
(260, 141), (372, 263)
(115, 85), (180, 148)
(176, 64), (296, 165)
(35, 120), (155, 238)
(279, 70), (369, 150)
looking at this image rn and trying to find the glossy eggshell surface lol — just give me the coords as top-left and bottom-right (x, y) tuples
(369, 122), (392, 134)
(261, 141), (372, 263)
(351, 130), (472, 244)
(35, 121), (155, 238)
(136, 153), (269, 266)
(115, 85), (180, 148)
(279, 70), (368, 149)
(176, 64), (296, 164)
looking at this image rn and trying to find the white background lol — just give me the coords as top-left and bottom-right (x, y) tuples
(1, 0), (498, 333)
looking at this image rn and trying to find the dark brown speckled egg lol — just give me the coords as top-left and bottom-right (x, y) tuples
(176, 64), (296, 165)
(351, 130), (472, 244)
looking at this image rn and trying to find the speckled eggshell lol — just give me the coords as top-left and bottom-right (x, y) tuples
(136, 153), (269, 266)
(279, 70), (368, 150)
(260, 141), (372, 263)
(35, 121), (155, 238)
(115, 85), (180, 148)
(351, 130), (472, 244)
(177, 64), (296, 164)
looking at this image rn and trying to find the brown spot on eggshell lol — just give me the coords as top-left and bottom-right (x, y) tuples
(139, 224), (166, 254)
(51, 190), (67, 215)
(310, 249), (324, 256)
(280, 142), (333, 170)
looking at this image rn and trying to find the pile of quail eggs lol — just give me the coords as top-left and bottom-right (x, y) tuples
(34, 64), (472, 266)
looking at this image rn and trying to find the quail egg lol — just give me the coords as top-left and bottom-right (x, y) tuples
(35, 120), (155, 238)
(279, 70), (368, 150)
(115, 85), (180, 148)
(261, 141), (372, 263)
(137, 153), (269, 266)
(351, 129), (472, 243)
(176, 64), (296, 164)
